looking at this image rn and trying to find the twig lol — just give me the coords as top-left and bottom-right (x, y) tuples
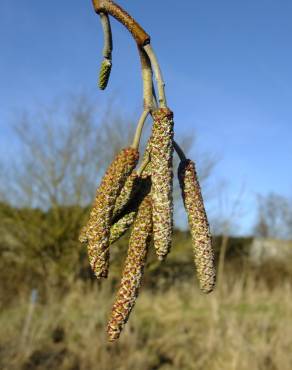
(173, 141), (187, 161)
(93, 0), (167, 107)
(92, 0), (150, 46)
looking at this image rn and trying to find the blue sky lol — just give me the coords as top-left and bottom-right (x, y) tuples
(1, 1), (292, 234)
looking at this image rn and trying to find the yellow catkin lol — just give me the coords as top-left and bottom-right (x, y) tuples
(86, 147), (139, 278)
(98, 59), (112, 90)
(178, 159), (216, 293)
(107, 195), (152, 342)
(150, 108), (174, 260)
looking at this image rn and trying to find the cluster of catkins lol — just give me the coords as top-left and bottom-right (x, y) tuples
(79, 0), (217, 342)
(80, 107), (216, 342)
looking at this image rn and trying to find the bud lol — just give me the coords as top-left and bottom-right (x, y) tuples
(86, 147), (139, 278)
(98, 58), (112, 90)
(107, 195), (152, 341)
(150, 108), (174, 260)
(178, 159), (216, 293)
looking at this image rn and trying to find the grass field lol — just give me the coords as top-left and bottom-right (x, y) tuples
(1, 268), (291, 370)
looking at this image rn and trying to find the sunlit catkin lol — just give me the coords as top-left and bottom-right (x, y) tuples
(178, 159), (216, 293)
(150, 108), (174, 260)
(107, 195), (152, 342)
(86, 147), (139, 278)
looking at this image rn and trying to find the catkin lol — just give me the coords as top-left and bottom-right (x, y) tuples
(109, 211), (136, 244)
(107, 195), (152, 342)
(113, 171), (139, 218)
(86, 147), (139, 278)
(178, 159), (216, 293)
(109, 175), (151, 244)
(150, 108), (174, 260)
(98, 59), (112, 90)
(80, 174), (151, 246)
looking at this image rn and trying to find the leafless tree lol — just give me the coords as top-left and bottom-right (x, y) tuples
(254, 193), (292, 240)
(0, 93), (216, 209)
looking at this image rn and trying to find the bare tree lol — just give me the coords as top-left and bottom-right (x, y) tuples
(0, 94), (140, 208)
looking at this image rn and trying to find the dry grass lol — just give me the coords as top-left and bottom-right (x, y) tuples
(1, 272), (292, 370)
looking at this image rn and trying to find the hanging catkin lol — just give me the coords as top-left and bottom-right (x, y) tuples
(86, 147), (139, 278)
(150, 108), (174, 260)
(178, 159), (216, 293)
(107, 195), (152, 342)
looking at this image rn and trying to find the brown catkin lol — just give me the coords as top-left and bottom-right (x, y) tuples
(178, 159), (216, 293)
(86, 147), (139, 278)
(107, 195), (152, 342)
(150, 108), (174, 260)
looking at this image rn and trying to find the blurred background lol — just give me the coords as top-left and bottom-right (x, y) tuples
(1, 1), (291, 369)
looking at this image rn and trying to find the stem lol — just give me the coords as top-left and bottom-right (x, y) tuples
(143, 44), (167, 108)
(131, 109), (150, 150)
(100, 12), (113, 59)
(174, 141), (187, 161)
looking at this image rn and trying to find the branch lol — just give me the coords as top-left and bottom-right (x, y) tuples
(93, 0), (167, 107)
(92, 0), (150, 46)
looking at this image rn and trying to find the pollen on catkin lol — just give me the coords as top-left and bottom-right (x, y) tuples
(178, 159), (216, 293)
(86, 147), (139, 279)
(98, 59), (112, 90)
(150, 108), (174, 260)
(107, 195), (152, 342)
